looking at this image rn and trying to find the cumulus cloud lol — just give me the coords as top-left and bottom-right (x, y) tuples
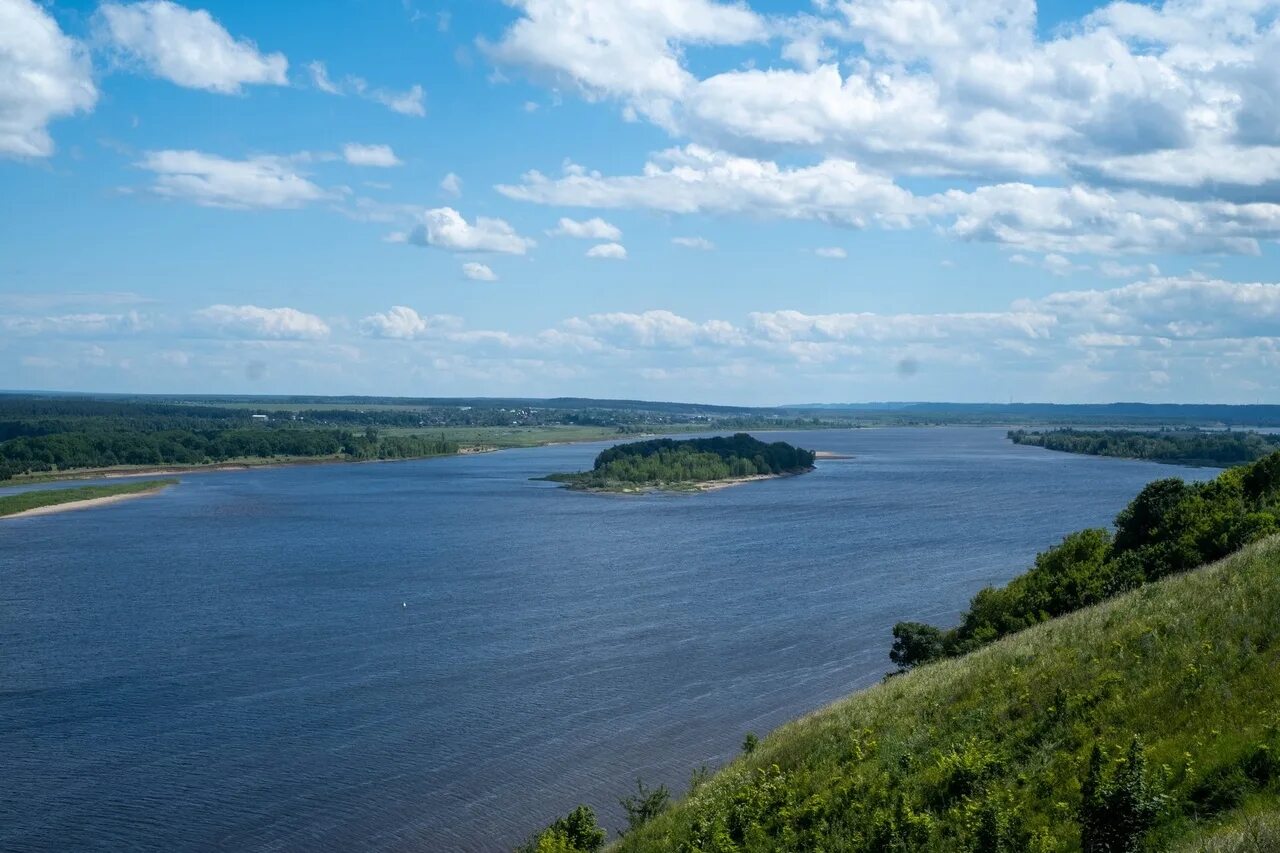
(672, 236), (714, 250)
(98, 1), (288, 93)
(585, 242), (627, 260)
(549, 216), (622, 240)
(0, 0), (97, 158)
(137, 149), (334, 208)
(484, 0), (766, 119)
(342, 143), (401, 167)
(360, 306), (459, 339)
(942, 183), (1280, 255)
(500, 146), (918, 229)
(408, 207), (535, 254)
(486, 0), (1280, 263)
(815, 247), (847, 259)
(194, 305), (329, 339)
(502, 147), (1280, 256)
(462, 262), (498, 281)
(564, 310), (742, 349)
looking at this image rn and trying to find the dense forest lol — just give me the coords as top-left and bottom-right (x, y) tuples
(550, 434), (816, 490)
(0, 398), (457, 480)
(522, 452), (1280, 852)
(1009, 428), (1280, 466)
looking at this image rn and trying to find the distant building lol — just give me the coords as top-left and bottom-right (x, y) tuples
(251, 414), (269, 422)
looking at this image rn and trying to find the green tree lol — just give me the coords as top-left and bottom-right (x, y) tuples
(889, 622), (945, 671)
(618, 779), (670, 835)
(515, 805), (606, 853)
(1079, 737), (1165, 853)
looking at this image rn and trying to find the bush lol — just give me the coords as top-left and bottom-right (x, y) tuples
(515, 805), (606, 853)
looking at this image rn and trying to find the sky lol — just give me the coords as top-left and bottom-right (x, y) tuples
(1, 0), (1279, 405)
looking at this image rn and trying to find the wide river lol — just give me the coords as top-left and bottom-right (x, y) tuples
(0, 428), (1218, 851)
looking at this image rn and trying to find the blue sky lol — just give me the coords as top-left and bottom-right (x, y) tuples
(2, 0), (1279, 404)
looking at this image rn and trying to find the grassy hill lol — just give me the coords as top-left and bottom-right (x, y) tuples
(608, 536), (1280, 852)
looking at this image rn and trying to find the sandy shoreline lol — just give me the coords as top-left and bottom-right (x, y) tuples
(4, 484), (175, 519)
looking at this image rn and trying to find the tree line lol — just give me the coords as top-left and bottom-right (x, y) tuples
(0, 426), (457, 480)
(1009, 428), (1280, 467)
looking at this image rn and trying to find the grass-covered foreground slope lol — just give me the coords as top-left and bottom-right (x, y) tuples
(613, 535), (1280, 852)
(546, 433), (816, 492)
(0, 479), (178, 517)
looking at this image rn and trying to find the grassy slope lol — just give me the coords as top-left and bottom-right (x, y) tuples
(616, 537), (1280, 852)
(0, 479), (178, 517)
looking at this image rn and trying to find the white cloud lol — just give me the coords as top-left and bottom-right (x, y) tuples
(549, 216), (622, 240)
(137, 149), (333, 208)
(1030, 277), (1280, 341)
(942, 183), (1280, 255)
(586, 242), (627, 260)
(440, 172), (462, 197)
(564, 310), (742, 348)
(462, 262), (498, 281)
(306, 60), (425, 116)
(502, 147), (1280, 256)
(672, 236), (714, 250)
(1, 311), (149, 337)
(0, 0), (97, 158)
(486, 0), (1280, 215)
(194, 305), (329, 339)
(484, 0), (766, 117)
(98, 1), (288, 93)
(1100, 261), (1161, 279)
(360, 306), (458, 339)
(408, 207), (536, 254)
(500, 146), (918, 228)
(342, 143), (401, 167)
(371, 84), (425, 117)
(815, 247), (847, 259)
(306, 60), (341, 94)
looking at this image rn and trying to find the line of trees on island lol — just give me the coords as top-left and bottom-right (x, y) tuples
(561, 434), (816, 487)
(1009, 428), (1280, 467)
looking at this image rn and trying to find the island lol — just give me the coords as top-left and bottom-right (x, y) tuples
(543, 433), (816, 492)
(0, 479), (178, 519)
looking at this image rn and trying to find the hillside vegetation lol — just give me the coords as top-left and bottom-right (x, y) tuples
(606, 536), (1280, 852)
(520, 452), (1280, 852)
(1009, 429), (1280, 467)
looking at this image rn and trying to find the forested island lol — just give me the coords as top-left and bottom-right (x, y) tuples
(522, 451), (1280, 852)
(545, 434), (816, 492)
(1010, 427), (1280, 467)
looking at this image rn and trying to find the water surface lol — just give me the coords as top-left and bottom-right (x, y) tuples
(0, 428), (1217, 851)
